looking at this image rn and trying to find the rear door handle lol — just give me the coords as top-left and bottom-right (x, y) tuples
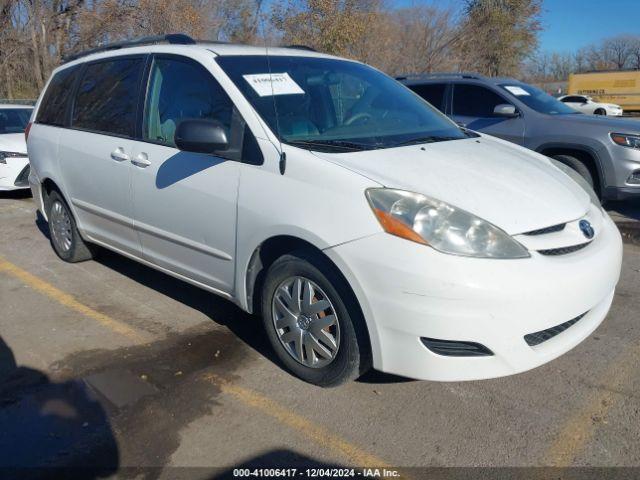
(110, 148), (130, 162)
(131, 152), (151, 168)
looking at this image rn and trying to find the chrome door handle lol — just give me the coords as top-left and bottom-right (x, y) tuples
(131, 152), (151, 168)
(110, 148), (130, 162)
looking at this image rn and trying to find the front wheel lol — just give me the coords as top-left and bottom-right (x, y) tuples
(551, 154), (595, 190)
(261, 250), (370, 387)
(594, 108), (606, 116)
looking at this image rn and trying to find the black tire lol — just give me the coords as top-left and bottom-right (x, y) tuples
(261, 250), (371, 387)
(594, 108), (606, 116)
(551, 154), (595, 189)
(46, 190), (95, 263)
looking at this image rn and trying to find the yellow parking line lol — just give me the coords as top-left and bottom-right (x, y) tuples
(0, 256), (145, 342)
(204, 373), (391, 468)
(0, 256), (390, 470)
(546, 341), (639, 465)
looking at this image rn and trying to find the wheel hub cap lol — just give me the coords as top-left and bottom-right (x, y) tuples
(50, 200), (73, 253)
(271, 276), (340, 368)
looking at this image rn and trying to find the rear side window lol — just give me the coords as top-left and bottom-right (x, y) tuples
(410, 83), (447, 112)
(37, 67), (79, 126)
(452, 84), (507, 117)
(72, 58), (144, 137)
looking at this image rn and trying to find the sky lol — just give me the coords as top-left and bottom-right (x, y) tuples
(393, 0), (640, 53)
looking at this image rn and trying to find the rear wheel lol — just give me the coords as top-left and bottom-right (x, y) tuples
(47, 190), (95, 263)
(261, 250), (370, 387)
(551, 154), (595, 189)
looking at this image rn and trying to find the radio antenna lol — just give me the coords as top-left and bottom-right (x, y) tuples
(265, 36), (286, 174)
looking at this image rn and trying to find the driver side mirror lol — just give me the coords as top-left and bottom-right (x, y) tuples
(175, 119), (229, 154)
(493, 104), (519, 117)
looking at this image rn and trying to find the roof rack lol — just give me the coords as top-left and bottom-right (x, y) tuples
(63, 33), (196, 63)
(281, 45), (317, 52)
(396, 72), (484, 81)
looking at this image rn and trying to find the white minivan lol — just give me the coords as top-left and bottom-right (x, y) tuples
(27, 35), (622, 386)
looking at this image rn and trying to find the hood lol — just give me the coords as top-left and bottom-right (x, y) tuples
(0, 133), (28, 155)
(553, 113), (638, 131)
(312, 136), (590, 235)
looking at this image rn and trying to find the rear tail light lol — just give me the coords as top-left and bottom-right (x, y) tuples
(25, 122), (33, 142)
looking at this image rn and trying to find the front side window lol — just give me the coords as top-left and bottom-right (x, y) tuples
(0, 108), (32, 134)
(37, 66), (79, 127)
(72, 58), (144, 137)
(216, 55), (467, 152)
(409, 83), (447, 112)
(452, 84), (508, 118)
(143, 57), (237, 149)
(499, 83), (578, 115)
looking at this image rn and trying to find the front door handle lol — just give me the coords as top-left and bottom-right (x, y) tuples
(131, 152), (151, 168)
(110, 148), (130, 162)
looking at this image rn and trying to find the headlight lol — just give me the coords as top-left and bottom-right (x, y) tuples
(365, 188), (530, 259)
(549, 159), (600, 207)
(0, 151), (27, 164)
(611, 133), (640, 149)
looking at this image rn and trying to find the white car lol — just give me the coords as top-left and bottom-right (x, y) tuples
(558, 94), (623, 116)
(27, 35), (622, 386)
(0, 104), (32, 190)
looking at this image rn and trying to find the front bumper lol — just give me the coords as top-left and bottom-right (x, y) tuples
(325, 213), (622, 381)
(603, 142), (640, 199)
(0, 156), (30, 191)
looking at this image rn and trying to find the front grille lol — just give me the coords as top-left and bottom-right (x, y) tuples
(524, 223), (566, 236)
(538, 242), (590, 256)
(524, 312), (588, 346)
(14, 164), (30, 187)
(420, 337), (493, 357)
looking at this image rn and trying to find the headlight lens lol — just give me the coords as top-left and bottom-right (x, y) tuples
(0, 151), (27, 164)
(611, 133), (640, 149)
(365, 188), (530, 258)
(549, 158), (600, 207)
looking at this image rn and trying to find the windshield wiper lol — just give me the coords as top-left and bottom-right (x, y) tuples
(287, 139), (380, 152)
(391, 136), (461, 148)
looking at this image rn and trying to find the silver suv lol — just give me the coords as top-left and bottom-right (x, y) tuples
(399, 73), (640, 200)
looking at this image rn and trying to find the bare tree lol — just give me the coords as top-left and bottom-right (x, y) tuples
(271, 0), (381, 57)
(628, 37), (640, 70)
(604, 35), (633, 69)
(387, 5), (464, 75)
(457, 0), (542, 77)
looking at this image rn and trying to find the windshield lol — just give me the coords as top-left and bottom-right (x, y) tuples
(499, 84), (578, 115)
(216, 55), (469, 152)
(0, 108), (32, 134)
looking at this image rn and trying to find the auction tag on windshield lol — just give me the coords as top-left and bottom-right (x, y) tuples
(504, 85), (530, 96)
(243, 73), (305, 97)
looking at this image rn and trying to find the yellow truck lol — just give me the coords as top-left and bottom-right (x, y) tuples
(568, 70), (640, 112)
